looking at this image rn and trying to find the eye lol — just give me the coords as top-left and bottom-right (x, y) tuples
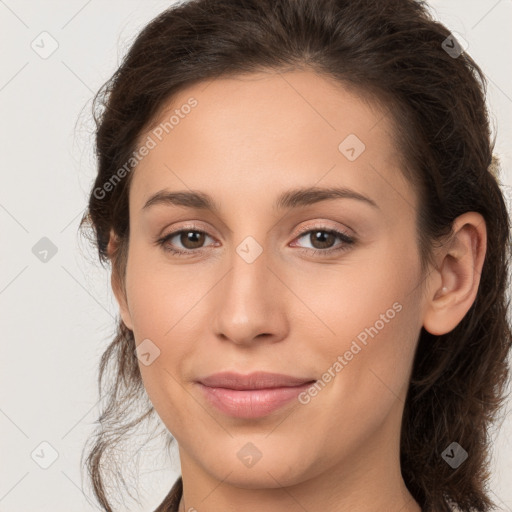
(156, 224), (216, 256)
(155, 224), (355, 257)
(291, 227), (355, 255)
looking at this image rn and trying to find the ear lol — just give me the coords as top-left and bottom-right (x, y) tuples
(107, 229), (134, 331)
(422, 212), (487, 336)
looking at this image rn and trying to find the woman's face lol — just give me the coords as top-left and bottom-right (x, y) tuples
(115, 70), (428, 495)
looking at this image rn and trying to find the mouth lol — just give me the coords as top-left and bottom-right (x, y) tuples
(195, 371), (317, 418)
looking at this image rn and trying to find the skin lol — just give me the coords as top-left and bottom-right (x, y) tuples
(108, 69), (487, 512)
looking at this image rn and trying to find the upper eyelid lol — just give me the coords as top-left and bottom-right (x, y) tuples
(160, 217), (353, 236)
(161, 224), (353, 247)
(294, 223), (352, 237)
(161, 222), (350, 237)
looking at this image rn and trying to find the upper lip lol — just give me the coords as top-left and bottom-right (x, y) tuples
(197, 371), (316, 390)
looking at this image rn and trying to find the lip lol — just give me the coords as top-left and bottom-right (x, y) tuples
(196, 371), (316, 418)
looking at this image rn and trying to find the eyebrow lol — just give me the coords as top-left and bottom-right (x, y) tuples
(142, 186), (380, 212)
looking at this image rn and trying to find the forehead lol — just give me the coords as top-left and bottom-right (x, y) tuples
(130, 69), (416, 221)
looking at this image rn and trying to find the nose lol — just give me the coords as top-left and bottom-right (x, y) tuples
(211, 241), (289, 347)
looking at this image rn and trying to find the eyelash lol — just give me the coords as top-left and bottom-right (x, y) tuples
(155, 223), (356, 258)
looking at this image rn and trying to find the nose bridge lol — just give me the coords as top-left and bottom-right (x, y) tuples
(211, 231), (286, 344)
(224, 234), (272, 315)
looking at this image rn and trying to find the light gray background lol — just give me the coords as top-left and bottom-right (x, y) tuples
(1, 1), (511, 510)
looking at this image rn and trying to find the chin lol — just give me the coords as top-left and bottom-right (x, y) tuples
(198, 447), (315, 490)
(212, 468), (305, 490)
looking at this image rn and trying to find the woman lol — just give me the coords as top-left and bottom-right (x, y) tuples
(80, 0), (512, 511)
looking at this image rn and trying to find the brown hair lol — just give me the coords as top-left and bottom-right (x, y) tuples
(79, 0), (512, 510)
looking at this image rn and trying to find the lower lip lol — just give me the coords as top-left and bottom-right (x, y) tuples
(196, 382), (315, 418)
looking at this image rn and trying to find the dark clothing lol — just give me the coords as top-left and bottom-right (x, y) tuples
(154, 476), (182, 512)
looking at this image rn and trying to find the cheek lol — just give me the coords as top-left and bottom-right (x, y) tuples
(298, 238), (421, 410)
(295, 237), (419, 346)
(305, 278), (418, 401)
(297, 284), (420, 467)
(123, 242), (227, 416)
(123, 227), (421, 432)
(124, 242), (196, 336)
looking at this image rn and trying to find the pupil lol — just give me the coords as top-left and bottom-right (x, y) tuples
(313, 231), (333, 249)
(183, 231), (203, 248)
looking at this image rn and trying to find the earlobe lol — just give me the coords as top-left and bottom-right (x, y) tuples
(107, 230), (134, 331)
(422, 212), (487, 336)
(110, 271), (134, 331)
